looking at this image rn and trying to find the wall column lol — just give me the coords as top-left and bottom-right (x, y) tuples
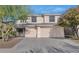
(37, 27), (41, 38)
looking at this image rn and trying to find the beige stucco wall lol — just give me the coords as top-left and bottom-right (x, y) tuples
(44, 15), (49, 23)
(50, 26), (64, 37)
(37, 16), (43, 23)
(27, 17), (32, 23)
(55, 16), (60, 23)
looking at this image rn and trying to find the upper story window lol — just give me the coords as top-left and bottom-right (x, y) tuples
(49, 16), (55, 22)
(31, 16), (37, 22)
(20, 20), (27, 23)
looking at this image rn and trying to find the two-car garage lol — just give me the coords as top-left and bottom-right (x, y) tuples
(25, 26), (64, 38)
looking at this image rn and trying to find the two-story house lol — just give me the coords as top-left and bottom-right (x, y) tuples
(15, 14), (65, 38)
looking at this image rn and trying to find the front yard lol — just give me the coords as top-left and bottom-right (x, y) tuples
(0, 37), (22, 48)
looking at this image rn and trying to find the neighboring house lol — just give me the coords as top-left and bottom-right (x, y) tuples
(15, 14), (65, 38)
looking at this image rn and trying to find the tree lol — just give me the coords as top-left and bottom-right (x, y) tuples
(0, 5), (29, 20)
(0, 5), (29, 41)
(58, 8), (79, 39)
(2, 23), (16, 41)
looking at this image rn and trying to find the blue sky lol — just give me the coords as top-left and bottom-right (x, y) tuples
(30, 5), (77, 14)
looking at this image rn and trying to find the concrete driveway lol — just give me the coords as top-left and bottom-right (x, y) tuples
(0, 38), (79, 53)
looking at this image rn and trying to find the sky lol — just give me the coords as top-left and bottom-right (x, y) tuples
(30, 5), (77, 14)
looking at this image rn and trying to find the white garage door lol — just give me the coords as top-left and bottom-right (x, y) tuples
(40, 27), (64, 38)
(40, 27), (50, 37)
(25, 26), (64, 38)
(25, 28), (37, 38)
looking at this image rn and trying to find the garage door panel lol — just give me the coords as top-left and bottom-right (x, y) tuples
(25, 26), (64, 38)
(40, 28), (50, 37)
(25, 28), (36, 38)
(40, 27), (64, 38)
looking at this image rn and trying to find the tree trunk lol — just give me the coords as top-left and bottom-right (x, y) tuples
(75, 28), (78, 38)
(2, 30), (5, 41)
(74, 25), (78, 38)
(5, 35), (9, 41)
(71, 25), (79, 39)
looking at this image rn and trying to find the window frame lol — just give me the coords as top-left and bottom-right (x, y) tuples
(49, 16), (55, 22)
(31, 16), (37, 22)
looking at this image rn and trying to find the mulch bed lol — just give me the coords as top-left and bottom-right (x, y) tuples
(0, 37), (22, 48)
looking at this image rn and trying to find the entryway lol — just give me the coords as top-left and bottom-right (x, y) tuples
(16, 28), (25, 37)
